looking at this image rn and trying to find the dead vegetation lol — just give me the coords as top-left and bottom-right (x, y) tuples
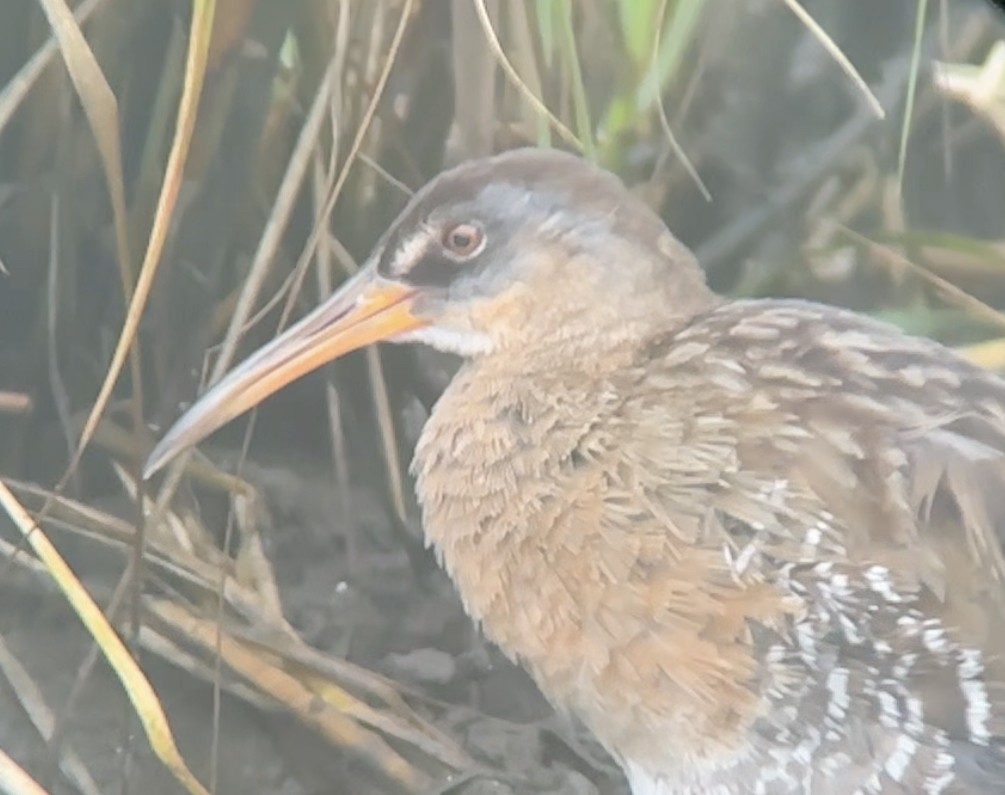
(0, 1), (1004, 793)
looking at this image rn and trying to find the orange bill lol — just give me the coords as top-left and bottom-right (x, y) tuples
(143, 267), (426, 478)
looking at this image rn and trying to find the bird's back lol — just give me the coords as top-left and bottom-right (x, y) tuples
(415, 297), (1005, 794)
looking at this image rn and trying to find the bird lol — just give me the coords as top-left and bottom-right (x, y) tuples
(145, 147), (1005, 794)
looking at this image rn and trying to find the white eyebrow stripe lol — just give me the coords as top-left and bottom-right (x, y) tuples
(390, 225), (437, 277)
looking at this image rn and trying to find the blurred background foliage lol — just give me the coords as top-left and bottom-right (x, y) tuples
(0, 1), (1004, 794)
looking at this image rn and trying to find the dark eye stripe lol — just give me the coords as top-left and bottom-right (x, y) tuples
(402, 252), (463, 288)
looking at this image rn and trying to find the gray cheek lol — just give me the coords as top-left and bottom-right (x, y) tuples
(448, 238), (529, 300)
(446, 267), (491, 302)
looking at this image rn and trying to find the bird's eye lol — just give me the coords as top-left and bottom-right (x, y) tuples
(441, 222), (485, 259)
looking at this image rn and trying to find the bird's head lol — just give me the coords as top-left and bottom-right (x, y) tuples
(144, 148), (713, 477)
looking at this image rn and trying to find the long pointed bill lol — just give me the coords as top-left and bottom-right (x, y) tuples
(143, 266), (427, 479)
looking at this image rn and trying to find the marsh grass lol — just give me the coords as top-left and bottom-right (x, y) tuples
(0, 1), (1003, 793)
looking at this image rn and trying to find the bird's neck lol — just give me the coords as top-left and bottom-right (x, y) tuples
(412, 347), (624, 621)
(463, 256), (722, 374)
(410, 316), (685, 614)
(482, 314), (672, 378)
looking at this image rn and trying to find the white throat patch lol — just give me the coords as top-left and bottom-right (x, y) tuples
(393, 325), (494, 357)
